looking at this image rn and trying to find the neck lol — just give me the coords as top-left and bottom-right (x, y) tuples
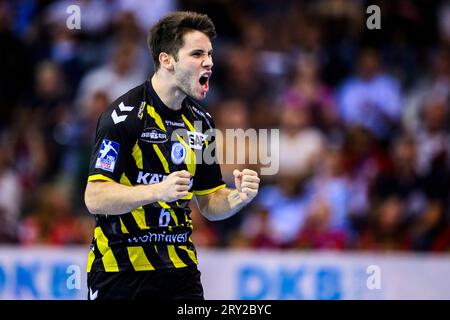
(151, 72), (186, 111)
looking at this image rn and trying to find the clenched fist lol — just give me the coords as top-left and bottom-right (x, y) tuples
(233, 169), (260, 203)
(157, 170), (192, 202)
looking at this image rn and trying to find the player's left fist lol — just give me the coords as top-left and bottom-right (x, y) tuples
(233, 169), (260, 203)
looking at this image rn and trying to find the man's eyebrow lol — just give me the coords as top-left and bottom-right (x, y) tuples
(190, 49), (213, 54)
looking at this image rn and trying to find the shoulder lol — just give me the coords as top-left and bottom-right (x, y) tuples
(98, 85), (145, 131)
(98, 83), (146, 132)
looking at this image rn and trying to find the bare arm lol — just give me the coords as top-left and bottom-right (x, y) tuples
(85, 170), (191, 215)
(195, 169), (260, 221)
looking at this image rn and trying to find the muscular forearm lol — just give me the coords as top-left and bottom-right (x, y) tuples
(85, 181), (160, 215)
(85, 170), (192, 215)
(197, 188), (250, 221)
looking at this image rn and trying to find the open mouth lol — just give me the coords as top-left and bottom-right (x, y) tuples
(199, 73), (210, 91)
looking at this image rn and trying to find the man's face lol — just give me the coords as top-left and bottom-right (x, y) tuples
(173, 30), (213, 100)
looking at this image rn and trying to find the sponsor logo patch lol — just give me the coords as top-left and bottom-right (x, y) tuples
(140, 127), (168, 144)
(95, 139), (120, 172)
(126, 231), (190, 245)
(171, 142), (186, 165)
(187, 131), (207, 150)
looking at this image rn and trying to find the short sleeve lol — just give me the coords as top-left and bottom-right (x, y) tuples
(88, 104), (139, 183)
(192, 117), (226, 195)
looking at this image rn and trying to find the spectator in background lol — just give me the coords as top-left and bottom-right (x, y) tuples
(276, 102), (324, 179)
(297, 145), (351, 250)
(280, 52), (339, 138)
(343, 126), (386, 231)
(372, 134), (427, 220)
(63, 90), (111, 214)
(5, 108), (48, 196)
(19, 183), (86, 245)
(245, 175), (314, 248)
(409, 200), (447, 251)
(218, 46), (269, 106)
(403, 48), (450, 132)
(415, 98), (450, 178)
(116, 0), (177, 32)
(337, 47), (403, 141)
(296, 197), (347, 250)
(31, 60), (71, 180)
(75, 41), (147, 110)
(0, 1), (32, 127)
(356, 196), (411, 251)
(0, 133), (22, 243)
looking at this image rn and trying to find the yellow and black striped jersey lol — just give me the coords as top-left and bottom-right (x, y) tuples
(86, 80), (225, 272)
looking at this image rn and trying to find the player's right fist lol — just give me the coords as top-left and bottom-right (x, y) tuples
(156, 170), (192, 202)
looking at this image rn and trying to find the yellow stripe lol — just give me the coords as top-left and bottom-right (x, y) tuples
(88, 174), (115, 183)
(119, 218), (129, 233)
(167, 245), (187, 268)
(132, 142), (143, 169)
(193, 184), (226, 196)
(177, 134), (196, 175)
(178, 246), (198, 264)
(147, 104), (166, 131)
(86, 250), (95, 272)
(127, 247), (155, 271)
(120, 173), (132, 186)
(131, 207), (148, 229)
(153, 145), (169, 173)
(94, 226), (119, 271)
(182, 114), (195, 131)
(180, 192), (193, 200)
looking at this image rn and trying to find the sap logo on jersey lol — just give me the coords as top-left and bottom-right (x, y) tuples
(171, 142), (186, 165)
(95, 139), (120, 172)
(141, 127), (168, 143)
(187, 131), (207, 150)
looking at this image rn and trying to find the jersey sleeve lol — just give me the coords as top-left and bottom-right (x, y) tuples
(88, 102), (139, 183)
(192, 114), (226, 195)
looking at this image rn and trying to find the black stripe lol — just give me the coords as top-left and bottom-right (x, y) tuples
(91, 240), (105, 272)
(120, 213), (143, 233)
(156, 245), (173, 268)
(175, 246), (197, 266)
(144, 207), (159, 227)
(142, 245), (169, 269)
(100, 217), (131, 269)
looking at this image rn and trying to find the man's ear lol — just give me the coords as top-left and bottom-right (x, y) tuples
(159, 52), (175, 71)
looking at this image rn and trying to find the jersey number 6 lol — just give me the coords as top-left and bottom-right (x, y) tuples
(159, 209), (171, 226)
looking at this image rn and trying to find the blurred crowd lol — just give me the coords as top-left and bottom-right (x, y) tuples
(0, 0), (449, 252)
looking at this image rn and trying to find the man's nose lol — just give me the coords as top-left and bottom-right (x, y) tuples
(203, 56), (213, 68)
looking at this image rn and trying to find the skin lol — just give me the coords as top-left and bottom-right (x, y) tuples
(85, 30), (260, 221)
